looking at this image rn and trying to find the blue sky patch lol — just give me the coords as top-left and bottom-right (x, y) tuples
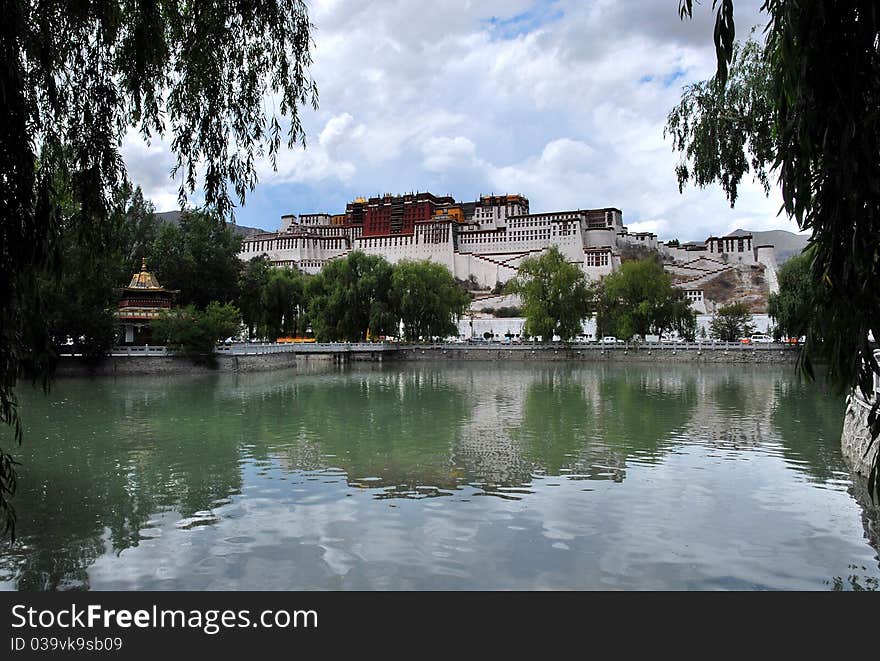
(663, 69), (686, 87)
(485, 0), (563, 40)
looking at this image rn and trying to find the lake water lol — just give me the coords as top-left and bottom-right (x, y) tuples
(1, 362), (878, 590)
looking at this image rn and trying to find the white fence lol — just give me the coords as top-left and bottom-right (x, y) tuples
(408, 340), (796, 352)
(93, 342), (396, 357)
(458, 314), (775, 342)
(59, 340), (795, 359)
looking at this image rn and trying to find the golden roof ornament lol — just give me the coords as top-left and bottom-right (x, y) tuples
(127, 257), (163, 290)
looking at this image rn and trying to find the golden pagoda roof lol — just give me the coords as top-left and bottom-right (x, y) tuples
(127, 258), (164, 290)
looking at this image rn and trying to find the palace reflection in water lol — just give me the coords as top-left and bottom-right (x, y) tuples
(1, 362), (877, 590)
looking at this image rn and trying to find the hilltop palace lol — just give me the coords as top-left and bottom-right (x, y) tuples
(239, 192), (779, 314)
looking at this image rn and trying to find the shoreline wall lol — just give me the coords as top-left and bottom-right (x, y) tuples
(54, 345), (800, 376)
(841, 392), (880, 477)
(841, 394), (880, 563)
(396, 346), (800, 364)
(52, 352), (337, 377)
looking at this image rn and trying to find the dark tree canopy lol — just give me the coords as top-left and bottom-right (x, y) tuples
(306, 252), (397, 342)
(238, 255), (273, 340)
(505, 246), (594, 342)
(709, 302), (755, 342)
(261, 267), (306, 339)
(151, 302), (241, 365)
(674, 1), (880, 496)
(391, 260), (470, 341)
(149, 208), (243, 309)
(0, 0), (317, 535)
(665, 36), (775, 206)
(596, 258), (695, 341)
(36, 180), (155, 363)
(120, 187), (161, 278)
(767, 249), (814, 342)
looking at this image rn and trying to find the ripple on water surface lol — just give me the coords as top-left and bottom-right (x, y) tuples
(1, 362), (877, 590)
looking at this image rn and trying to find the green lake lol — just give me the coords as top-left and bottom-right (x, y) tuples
(1, 362), (878, 590)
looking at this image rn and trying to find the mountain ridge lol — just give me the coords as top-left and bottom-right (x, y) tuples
(155, 210), (266, 238)
(729, 228), (810, 264)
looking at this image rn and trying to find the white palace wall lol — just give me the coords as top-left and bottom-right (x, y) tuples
(239, 202), (780, 315)
(355, 223), (456, 273)
(583, 227), (617, 249)
(661, 245), (710, 262)
(756, 246), (780, 294)
(240, 235), (350, 274)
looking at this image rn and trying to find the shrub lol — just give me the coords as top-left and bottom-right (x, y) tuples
(151, 302), (240, 364)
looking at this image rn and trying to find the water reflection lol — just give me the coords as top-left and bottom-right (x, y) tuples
(771, 378), (851, 483)
(0, 362), (876, 590)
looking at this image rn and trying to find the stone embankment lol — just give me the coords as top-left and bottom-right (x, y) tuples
(398, 343), (800, 364)
(53, 352), (312, 376)
(840, 349), (880, 479)
(841, 391), (880, 556)
(839, 346), (880, 556)
(55, 341), (801, 376)
(841, 391), (879, 478)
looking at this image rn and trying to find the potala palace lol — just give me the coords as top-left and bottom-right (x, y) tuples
(239, 191), (779, 314)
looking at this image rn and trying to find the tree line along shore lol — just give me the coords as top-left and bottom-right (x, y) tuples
(48, 196), (813, 368)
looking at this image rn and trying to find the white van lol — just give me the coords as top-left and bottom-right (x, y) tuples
(750, 334), (773, 343)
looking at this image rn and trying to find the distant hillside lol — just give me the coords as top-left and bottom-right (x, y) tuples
(155, 210), (266, 238)
(730, 228), (810, 264)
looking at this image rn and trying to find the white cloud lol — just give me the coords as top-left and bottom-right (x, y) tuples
(318, 112), (365, 156)
(259, 113), (361, 185)
(421, 136), (478, 172)
(121, 130), (181, 211)
(120, 0), (794, 240)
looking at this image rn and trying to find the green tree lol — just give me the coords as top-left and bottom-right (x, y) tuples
(505, 246), (593, 342)
(768, 249), (814, 342)
(391, 260), (470, 341)
(673, 2), (880, 494)
(595, 258), (694, 341)
(238, 255), (273, 340)
(39, 243), (120, 362)
(495, 306), (522, 318)
(1, 1), (317, 534)
(151, 302), (240, 364)
(149, 208), (243, 309)
(665, 36), (774, 206)
(655, 291), (698, 342)
(16, 170), (168, 371)
(709, 302), (755, 342)
(119, 186), (160, 278)
(34, 175), (146, 363)
(306, 252), (397, 342)
(261, 268), (306, 340)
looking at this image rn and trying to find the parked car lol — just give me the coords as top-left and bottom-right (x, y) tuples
(750, 334), (773, 343)
(601, 336), (618, 344)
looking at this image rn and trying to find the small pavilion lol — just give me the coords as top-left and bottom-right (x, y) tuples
(116, 258), (176, 345)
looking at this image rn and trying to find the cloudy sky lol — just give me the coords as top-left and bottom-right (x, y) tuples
(123, 0), (796, 241)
